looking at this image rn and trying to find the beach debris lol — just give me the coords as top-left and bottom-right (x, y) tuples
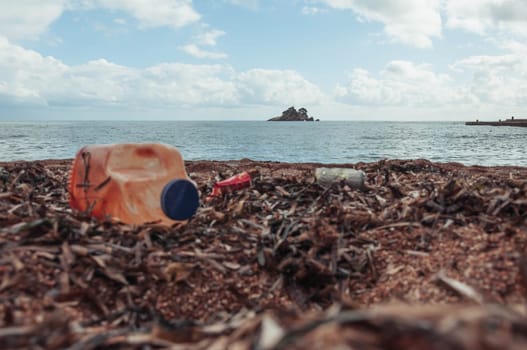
(68, 144), (199, 225)
(206, 171), (252, 201)
(315, 167), (366, 188)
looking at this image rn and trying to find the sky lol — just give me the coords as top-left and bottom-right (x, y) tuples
(0, 0), (526, 121)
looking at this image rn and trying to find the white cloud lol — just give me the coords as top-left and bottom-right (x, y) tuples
(451, 51), (527, 106)
(141, 63), (238, 106)
(0, 0), (201, 41)
(335, 61), (472, 106)
(445, 0), (527, 37)
(237, 69), (326, 106)
(313, 0), (527, 46)
(0, 37), (324, 108)
(180, 44), (228, 59)
(80, 0), (201, 29)
(196, 29), (226, 46)
(316, 0), (442, 48)
(498, 39), (527, 55)
(0, 0), (67, 40)
(337, 51), (527, 110)
(113, 18), (127, 25)
(0, 36), (67, 105)
(224, 0), (259, 10)
(302, 6), (327, 15)
(181, 29), (227, 59)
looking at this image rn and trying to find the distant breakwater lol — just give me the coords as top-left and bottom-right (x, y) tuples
(465, 117), (527, 127)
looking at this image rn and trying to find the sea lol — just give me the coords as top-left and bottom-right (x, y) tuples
(1, 121), (526, 166)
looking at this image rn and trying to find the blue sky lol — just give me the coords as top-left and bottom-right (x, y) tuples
(1, 0), (526, 121)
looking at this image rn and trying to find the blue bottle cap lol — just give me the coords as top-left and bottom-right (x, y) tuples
(160, 179), (200, 221)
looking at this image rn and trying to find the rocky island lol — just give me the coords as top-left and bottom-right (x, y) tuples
(268, 106), (319, 121)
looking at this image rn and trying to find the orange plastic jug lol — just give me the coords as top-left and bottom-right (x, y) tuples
(68, 143), (199, 225)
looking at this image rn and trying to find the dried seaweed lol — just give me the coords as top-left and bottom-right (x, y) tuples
(0, 158), (526, 349)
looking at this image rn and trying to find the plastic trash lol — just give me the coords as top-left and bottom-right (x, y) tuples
(68, 143), (199, 225)
(206, 171), (252, 201)
(315, 167), (366, 188)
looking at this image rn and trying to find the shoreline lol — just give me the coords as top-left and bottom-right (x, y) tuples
(3, 157), (527, 175)
(3, 156), (527, 166)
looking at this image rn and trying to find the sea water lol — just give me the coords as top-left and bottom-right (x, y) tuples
(0, 121), (526, 166)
